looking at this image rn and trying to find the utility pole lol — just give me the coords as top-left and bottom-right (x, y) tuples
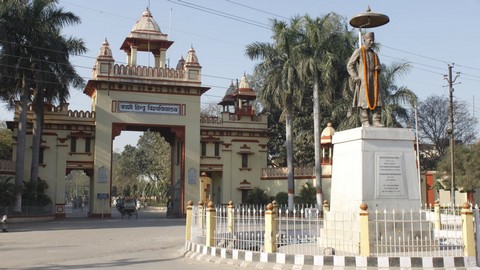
(444, 64), (460, 211)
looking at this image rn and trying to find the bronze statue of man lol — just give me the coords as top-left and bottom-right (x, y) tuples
(347, 32), (384, 127)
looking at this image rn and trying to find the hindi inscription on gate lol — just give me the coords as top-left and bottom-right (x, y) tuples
(118, 101), (181, 115)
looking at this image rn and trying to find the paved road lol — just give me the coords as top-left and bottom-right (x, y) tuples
(0, 208), (309, 270)
(1, 208), (225, 270)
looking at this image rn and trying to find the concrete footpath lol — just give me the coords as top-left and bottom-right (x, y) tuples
(0, 208), (478, 270)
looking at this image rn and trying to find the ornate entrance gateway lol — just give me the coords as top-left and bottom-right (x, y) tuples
(81, 8), (207, 217)
(5, 8), (269, 219)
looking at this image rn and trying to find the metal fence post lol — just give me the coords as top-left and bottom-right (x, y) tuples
(434, 200), (441, 231)
(359, 203), (370, 256)
(264, 203), (277, 253)
(206, 201), (216, 247)
(227, 201), (235, 233)
(461, 202), (475, 257)
(474, 204), (480, 266)
(185, 200), (193, 241)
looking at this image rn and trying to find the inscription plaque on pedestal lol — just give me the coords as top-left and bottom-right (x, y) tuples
(375, 153), (407, 198)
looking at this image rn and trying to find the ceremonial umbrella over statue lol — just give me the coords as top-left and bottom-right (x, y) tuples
(349, 7), (389, 47)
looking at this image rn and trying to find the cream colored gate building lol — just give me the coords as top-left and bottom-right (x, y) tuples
(6, 8), (280, 218)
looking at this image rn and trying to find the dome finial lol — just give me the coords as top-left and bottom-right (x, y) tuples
(97, 38), (113, 59)
(186, 46), (199, 64)
(239, 73), (250, 89)
(143, 7), (152, 17)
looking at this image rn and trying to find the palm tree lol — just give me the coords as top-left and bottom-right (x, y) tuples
(0, 0), (85, 210)
(378, 62), (418, 127)
(26, 0), (86, 185)
(246, 17), (304, 210)
(296, 13), (355, 207)
(0, 1), (34, 211)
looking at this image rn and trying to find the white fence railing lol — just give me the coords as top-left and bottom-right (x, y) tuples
(214, 204), (265, 251)
(276, 208), (360, 256)
(187, 202), (469, 257)
(190, 205), (206, 245)
(372, 209), (463, 257)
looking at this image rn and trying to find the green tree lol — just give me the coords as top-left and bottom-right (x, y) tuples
(113, 132), (171, 203)
(0, 176), (15, 206)
(246, 17), (304, 210)
(0, 122), (13, 160)
(436, 143), (480, 193)
(297, 182), (316, 205)
(296, 13), (355, 206)
(246, 187), (269, 205)
(116, 145), (141, 195)
(0, 0), (33, 212)
(378, 62), (418, 127)
(136, 132), (171, 201)
(25, 0), (86, 185)
(275, 191), (288, 206)
(22, 177), (52, 206)
(0, 0), (85, 211)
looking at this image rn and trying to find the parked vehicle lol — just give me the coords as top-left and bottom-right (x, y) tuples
(116, 198), (138, 219)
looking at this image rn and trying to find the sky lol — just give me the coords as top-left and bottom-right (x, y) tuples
(1, 0), (479, 151)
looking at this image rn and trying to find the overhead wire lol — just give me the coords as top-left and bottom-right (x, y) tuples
(453, 63), (480, 72)
(3, 0), (479, 106)
(41, 2), (479, 87)
(224, 0), (289, 20)
(382, 44), (451, 65)
(60, 0), (480, 84)
(167, 0), (270, 29)
(157, 1), (480, 93)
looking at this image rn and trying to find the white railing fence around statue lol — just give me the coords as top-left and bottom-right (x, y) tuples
(372, 208), (463, 257)
(214, 204), (265, 251)
(187, 203), (468, 257)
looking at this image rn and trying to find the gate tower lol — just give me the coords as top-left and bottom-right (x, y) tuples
(83, 8), (209, 217)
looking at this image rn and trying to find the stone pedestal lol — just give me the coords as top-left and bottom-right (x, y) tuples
(330, 127), (421, 212)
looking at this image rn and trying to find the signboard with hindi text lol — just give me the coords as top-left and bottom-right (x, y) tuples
(118, 101), (181, 115)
